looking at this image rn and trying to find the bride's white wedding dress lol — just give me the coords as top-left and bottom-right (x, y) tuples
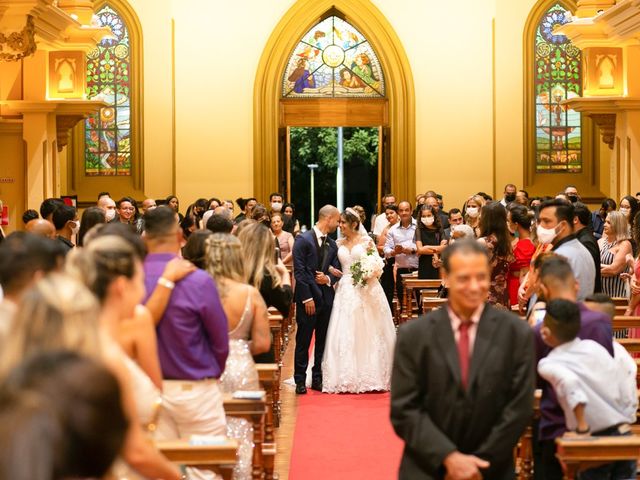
(322, 236), (396, 393)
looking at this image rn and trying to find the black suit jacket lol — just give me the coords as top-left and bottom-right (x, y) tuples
(390, 304), (535, 479)
(292, 229), (340, 310)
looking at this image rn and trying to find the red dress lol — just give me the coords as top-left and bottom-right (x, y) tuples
(508, 238), (536, 307)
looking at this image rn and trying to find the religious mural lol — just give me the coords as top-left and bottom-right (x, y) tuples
(282, 16), (385, 98)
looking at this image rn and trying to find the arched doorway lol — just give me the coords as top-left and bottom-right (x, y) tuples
(254, 0), (415, 211)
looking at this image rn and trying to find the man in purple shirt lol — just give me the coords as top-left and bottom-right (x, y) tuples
(143, 206), (229, 461)
(532, 255), (612, 480)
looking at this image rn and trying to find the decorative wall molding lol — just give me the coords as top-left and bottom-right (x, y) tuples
(0, 15), (36, 62)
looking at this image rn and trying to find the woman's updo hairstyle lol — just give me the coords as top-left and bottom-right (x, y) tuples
(342, 208), (361, 231)
(509, 204), (533, 230)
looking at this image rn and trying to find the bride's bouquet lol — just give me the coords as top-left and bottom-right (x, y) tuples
(350, 248), (384, 288)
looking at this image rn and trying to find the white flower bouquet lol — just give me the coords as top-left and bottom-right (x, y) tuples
(350, 248), (384, 288)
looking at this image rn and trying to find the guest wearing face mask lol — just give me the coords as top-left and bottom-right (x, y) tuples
(269, 192), (284, 216)
(619, 195), (639, 231)
(415, 205), (445, 280)
(564, 185), (580, 203)
(499, 183), (517, 207)
(463, 194), (486, 237)
(52, 204), (79, 253)
(97, 196), (117, 222)
(536, 200), (595, 300)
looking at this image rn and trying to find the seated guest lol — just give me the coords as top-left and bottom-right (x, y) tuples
(598, 210), (632, 298)
(592, 198), (617, 240)
(532, 256), (613, 479)
(77, 206), (106, 247)
(142, 206), (229, 455)
(537, 200), (595, 300)
(0, 351), (128, 480)
(538, 299), (637, 480)
(507, 204), (535, 307)
(25, 218), (56, 239)
(573, 202), (602, 293)
(271, 212), (294, 266)
(0, 274), (182, 479)
(52, 204), (78, 253)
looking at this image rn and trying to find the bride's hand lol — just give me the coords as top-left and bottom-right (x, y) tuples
(329, 266), (343, 278)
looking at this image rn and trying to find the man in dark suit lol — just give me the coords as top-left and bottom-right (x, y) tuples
(573, 202), (602, 294)
(391, 240), (535, 480)
(292, 205), (341, 394)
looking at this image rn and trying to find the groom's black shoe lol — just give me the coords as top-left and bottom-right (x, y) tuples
(295, 383), (307, 395)
(310, 379), (323, 392)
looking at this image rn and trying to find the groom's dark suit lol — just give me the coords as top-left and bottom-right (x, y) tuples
(293, 228), (341, 385)
(390, 304), (535, 479)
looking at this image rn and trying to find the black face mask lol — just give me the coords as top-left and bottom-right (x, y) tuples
(568, 195), (578, 203)
(505, 194), (516, 203)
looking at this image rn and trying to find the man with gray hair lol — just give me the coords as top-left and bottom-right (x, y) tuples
(292, 205), (341, 394)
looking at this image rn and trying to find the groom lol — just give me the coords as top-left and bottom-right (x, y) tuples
(293, 205), (341, 394)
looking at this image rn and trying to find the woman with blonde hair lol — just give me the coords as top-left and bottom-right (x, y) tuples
(463, 194), (486, 237)
(0, 272), (182, 480)
(599, 210), (633, 298)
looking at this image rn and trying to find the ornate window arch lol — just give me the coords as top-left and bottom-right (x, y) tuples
(524, 0), (601, 198)
(70, 0), (143, 200)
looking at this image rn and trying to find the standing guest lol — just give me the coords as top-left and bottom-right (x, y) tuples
(425, 194), (450, 229)
(532, 256), (613, 479)
(250, 204), (270, 226)
(637, 192), (640, 203)
(537, 200), (595, 300)
(625, 212), (640, 317)
(619, 195), (639, 231)
(25, 219), (56, 239)
(538, 299), (637, 480)
(39, 197), (64, 222)
(384, 201), (418, 305)
(115, 197), (138, 228)
(444, 208), (464, 241)
(234, 197), (257, 224)
(77, 206), (106, 247)
(564, 185), (580, 203)
(415, 205), (445, 280)
(205, 213), (234, 234)
(507, 204), (535, 307)
(183, 230), (213, 269)
(142, 206), (229, 446)
(499, 183), (518, 207)
(271, 212), (294, 266)
(378, 204), (399, 312)
(283, 202), (301, 236)
(391, 240), (535, 480)
(592, 198), (617, 239)
(269, 192), (284, 215)
(478, 202), (513, 309)
(516, 190), (529, 206)
(52, 204), (79, 253)
(372, 194), (397, 241)
(463, 194), (486, 237)
(412, 194), (426, 219)
(530, 197), (543, 209)
(208, 197), (221, 210)
(98, 195), (117, 222)
(599, 211), (632, 298)
(165, 195), (182, 221)
(224, 199), (234, 212)
(573, 202), (602, 293)
(140, 198), (157, 214)
(436, 193), (447, 216)
(21, 209), (39, 226)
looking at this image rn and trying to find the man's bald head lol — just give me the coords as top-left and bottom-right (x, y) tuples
(97, 196), (116, 212)
(318, 205), (339, 220)
(213, 206), (231, 219)
(25, 219), (56, 240)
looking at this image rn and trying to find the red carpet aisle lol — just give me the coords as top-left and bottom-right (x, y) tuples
(288, 391), (404, 479)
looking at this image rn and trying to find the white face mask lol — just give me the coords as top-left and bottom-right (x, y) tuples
(537, 224), (558, 244)
(466, 207), (479, 218)
(105, 209), (116, 222)
(421, 217), (435, 227)
(70, 220), (80, 235)
(271, 202), (283, 212)
(620, 207), (630, 217)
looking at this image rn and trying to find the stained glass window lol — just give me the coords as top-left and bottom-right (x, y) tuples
(85, 5), (131, 176)
(534, 3), (582, 173)
(282, 16), (385, 98)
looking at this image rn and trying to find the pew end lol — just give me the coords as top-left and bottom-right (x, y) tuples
(156, 438), (238, 480)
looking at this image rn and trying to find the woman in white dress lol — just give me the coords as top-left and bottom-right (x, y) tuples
(322, 208), (397, 393)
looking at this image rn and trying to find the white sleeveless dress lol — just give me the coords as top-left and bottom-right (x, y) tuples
(321, 237), (397, 393)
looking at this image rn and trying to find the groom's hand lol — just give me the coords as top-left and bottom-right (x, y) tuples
(304, 300), (316, 316)
(315, 271), (330, 286)
(443, 452), (489, 480)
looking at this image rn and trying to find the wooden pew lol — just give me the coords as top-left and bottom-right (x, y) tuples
(401, 277), (442, 321)
(555, 435), (640, 480)
(421, 297), (448, 314)
(157, 438), (238, 480)
(516, 389), (541, 479)
(267, 311), (284, 367)
(223, 393), (267, 480)
(612, 297), (631, 307)
(256, 364), (279, 480)
(616, 338), (640, 353)
(612, 316), (640, 331)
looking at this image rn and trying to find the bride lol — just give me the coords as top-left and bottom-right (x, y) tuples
(322, 208), (397, 393)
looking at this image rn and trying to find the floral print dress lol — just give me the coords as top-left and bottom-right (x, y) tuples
(484, 234), (513, 310)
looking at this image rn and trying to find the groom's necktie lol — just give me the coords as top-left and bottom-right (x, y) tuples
(458, 322), (471, 389)
(319, 235), (328, 270)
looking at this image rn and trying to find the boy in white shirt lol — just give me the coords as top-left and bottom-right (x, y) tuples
(538, 298), (638, 479)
